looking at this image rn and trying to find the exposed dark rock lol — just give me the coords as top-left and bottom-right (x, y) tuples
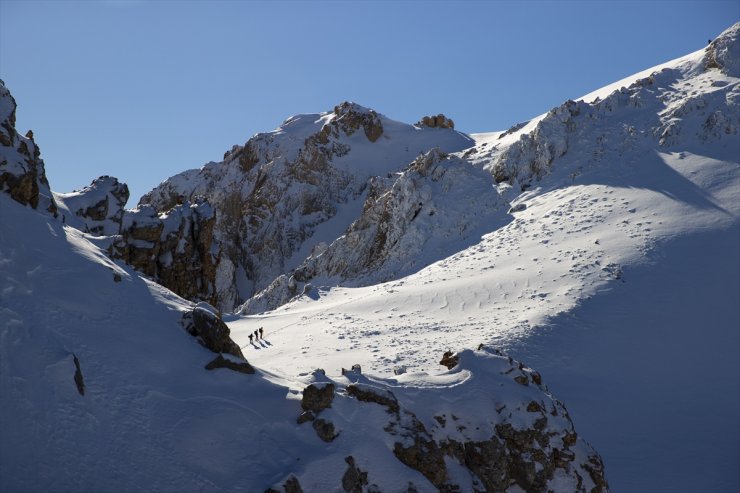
(204, 354), (254, 374)
(111, 200), (219, 306)
(439, 350), (459, 369)
(508, 203), (527, 213)
(187, 305), (244, 359)
(0, 80), (57, 216)
(334, 102), (384, 142)
(417, 114), (455, 129)
(347, 384), (399, 413)
(72, 354), (85, 396)
(312, 418), (338, 442)
(296, 411), (315, 424)
(342, 456), (368, 493)
(391, 418), (451, 491)
(514, 374), (529, 385)
(301, 383), (335, 413)
(283, 476), (303, 493)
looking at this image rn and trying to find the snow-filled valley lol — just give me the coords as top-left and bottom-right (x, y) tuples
(2, 21), (739, 493)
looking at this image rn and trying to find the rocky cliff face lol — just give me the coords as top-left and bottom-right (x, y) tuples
(138, 102), (473, 311)
(241, 148), (511, 314)
(109, 199), (220, 306)
(0, 79), (57, 216)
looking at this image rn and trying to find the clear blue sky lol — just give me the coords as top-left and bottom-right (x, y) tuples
(1, 0), (737, 203)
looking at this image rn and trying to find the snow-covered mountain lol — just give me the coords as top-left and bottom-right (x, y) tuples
(1, 20), (739, 493)
(130, 102), (473, 310)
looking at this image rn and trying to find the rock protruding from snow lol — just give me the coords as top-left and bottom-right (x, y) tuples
(331, 101), (384, 142)
(705, 22), (740, 76)
(241, 148), (509, 314)
(184, 302), (244, 359)
(417, 113), (455, 129)
(0, 80), (57, 216)
(301, 383), (335, 414)
(55, 176), (130, 235)
(485, 28), (740, 189)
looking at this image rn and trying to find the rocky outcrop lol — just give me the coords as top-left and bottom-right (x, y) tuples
(204, 354), (255, 374)
(312, 418), (339, 442)
(0, 80), (57, 216)
(418, 113), (455, 129)
(110, 199), (220, 305)
(72, 354), (85, 396)
(301, 383), (335, 413)
(704, 22), (740, 76)
(266, 475), (304, 493)
(182, 303), (244, 359)
(240, 148), (509, 314)
(341, 456), (369, 493)
(58, 176), (130, 235)
(333, 101), (384, 142)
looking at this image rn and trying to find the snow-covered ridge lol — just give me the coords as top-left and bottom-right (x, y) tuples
(54, 175), (129, 236)
(467, 23), (739, 191)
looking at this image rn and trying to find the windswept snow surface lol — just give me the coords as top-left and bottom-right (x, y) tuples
(232, 30), (740, 492)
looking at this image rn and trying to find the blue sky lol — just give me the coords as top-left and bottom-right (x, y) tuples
(1, 0), (737, 203)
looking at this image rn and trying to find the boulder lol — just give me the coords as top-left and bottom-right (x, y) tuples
(188, 304), (244, 359)
(301, 383), (335, 413)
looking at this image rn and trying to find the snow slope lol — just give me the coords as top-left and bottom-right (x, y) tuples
(230, 23), (740, 492)
(0, 193), (607, 492)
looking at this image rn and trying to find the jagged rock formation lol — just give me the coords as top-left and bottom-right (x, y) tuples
(109, 199), (219, 305)
(241, 148), (509, 314)
(0, 79), (57, 216)
(55, 176), (129, 235)
(138, 102), (472, 311)
(418, 113), (455, 129)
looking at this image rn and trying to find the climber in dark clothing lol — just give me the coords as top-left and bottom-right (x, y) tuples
(254, 329), (259, 340)
(248, 333), (254, 344)
(259, 327), (264, 339)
